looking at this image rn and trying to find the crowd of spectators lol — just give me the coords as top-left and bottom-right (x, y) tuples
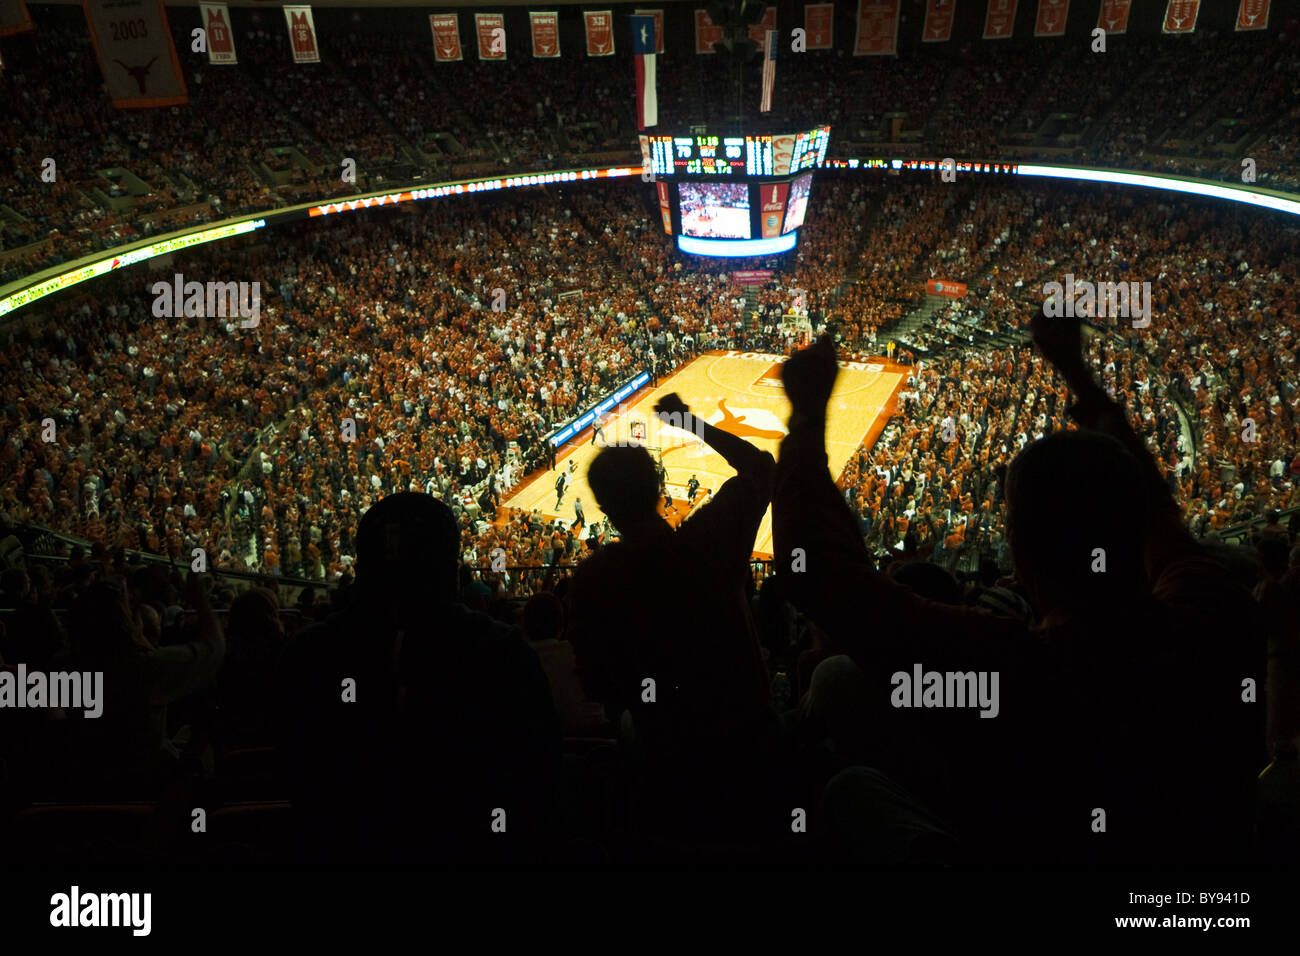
(4, 176), (1298, 604)
(1, 327), (1295, 871)
(5, 7), (1300, 286)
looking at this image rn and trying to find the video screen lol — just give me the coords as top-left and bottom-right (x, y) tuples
(783, 174), (814, 234)
(678, 182), (751, 239)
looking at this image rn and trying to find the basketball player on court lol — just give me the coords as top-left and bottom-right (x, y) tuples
(555, 469), (569, 510)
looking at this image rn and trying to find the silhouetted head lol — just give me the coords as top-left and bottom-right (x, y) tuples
(357, 492), (460, 610)
(1005, 431), (1148, 617)
(523, 591), (565, 642)
(587, 446), (661, 528)
(228, 586), (283, 659)
(889, 561), (962, 605)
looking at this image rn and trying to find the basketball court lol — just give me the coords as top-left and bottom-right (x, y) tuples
(503, 349), (906, 558)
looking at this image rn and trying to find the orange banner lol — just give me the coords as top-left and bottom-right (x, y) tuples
(430, 13), (462, 62)
(1162, 0), (1199, 34)
(1097, 0), (1131, 34)
(855, 0), (901, 55)
(475, 12), (506, 60)
(922, 0), (957, 43)
(983, 0), (1017, 39)
(695, 9), (723, 53)
(1236, 0), (1270, 30)
(805, 3), (834, 50)
(83, 0), (188, 108)
(927, 279), (967, 297)
(284, 5), (321, 64)
(199, 3), (237, 65)
(530, 11), (559, 57)
(585, 10), (614, 56)
(1034, 0), (1068, 36)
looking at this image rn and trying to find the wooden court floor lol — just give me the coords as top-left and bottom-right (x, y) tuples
(503, 349), (905, 559)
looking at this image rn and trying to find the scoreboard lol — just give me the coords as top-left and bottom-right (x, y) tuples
(790, 127), (830, 174)
(648, 135), (764, 177)
(645, 125), (830, 179)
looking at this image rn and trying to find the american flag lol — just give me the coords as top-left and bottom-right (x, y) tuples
(759, 28), (777, 113)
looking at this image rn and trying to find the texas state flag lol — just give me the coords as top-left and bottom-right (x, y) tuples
(631, 14), (657, 129)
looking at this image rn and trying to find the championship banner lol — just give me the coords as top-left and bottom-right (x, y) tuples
(199, 3), (236, 65)
(1097, 0), (1131, 34)
(983, 0), (1017, 39)
(1236, 0), (1269, 31)
(760, 182), (790, 239)
(656, 180), (672, 235)
(922, 0), (957, 43)
(475, 13), (506, 60)
(430, 14), (462, 62)
(0, 0), (33, 36)
(1034, 0), (1068, 37)
(1162, 0), (1199, 34)
(805, 3), (834, 49)
(927, 279), (967, 297)
(695, 9), (724, 52)
(82, 0), (187, 108)
(530, 11), (559, 57)
(854, 0), (900, 55)
(585, 10), (614, 56)
(283, 5), (320, 64)
(634, 9), (664, 53)
(746, 6), (776, 47)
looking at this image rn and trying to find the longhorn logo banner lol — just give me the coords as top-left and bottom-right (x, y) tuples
(476, 13), (506, 60)
(530, 11), (560, 57)
(585, 10), (614, 56)
(1236, 0), (1268, 31)
(1097, 0), (1131, 34)
(83, 0), (187, 107)
(1162, 0), (1200, 34)
(922, 0), (957, 43)
(430, 13), (462, 62)
(1034, 0), (1068, 37)
(983, 0), (1017, 40)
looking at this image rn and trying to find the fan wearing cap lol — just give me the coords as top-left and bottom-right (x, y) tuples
(279, 492), (561, 865)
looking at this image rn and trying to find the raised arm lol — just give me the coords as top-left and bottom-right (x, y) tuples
(1029, 311), (1197, 579)
(654, 392), (774, 488)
